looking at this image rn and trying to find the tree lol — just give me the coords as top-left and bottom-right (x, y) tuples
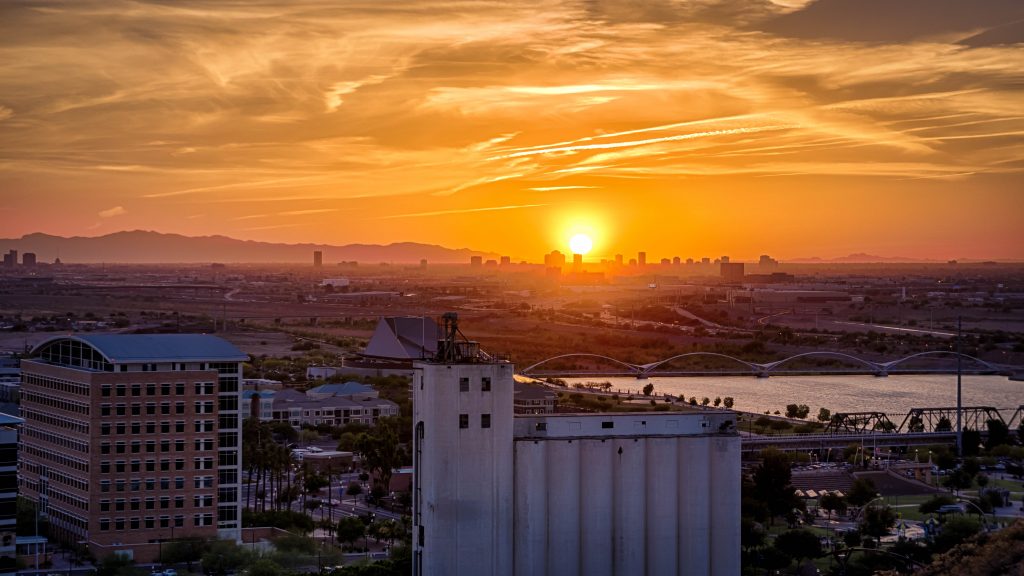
(713, 397), (722, 407)
(847, 477), (879, 507)
(919, 494), (957, 514)
(701, 397), (710, 406)
(962, 428), (982, 456)
(751, 449), (802, 526)
(346, 481), (363, 503)
(774, 528), (822, 570)
(935, 416), (953, 432)
(337, 516), (366, 549)
(932, 515), (981, 553)
(642, 383), (654, 396)
(817, 407), (831, 422)
(943, 469), (973, 495)
(859, 504), (897, 545)
(986, 418), (1012, 449)
(907, 414), (925, 433)
(337, 431), (358, 452)
(786, 404), (800, 418)
(356, 417), (406, 496)
(723, 397), (734, 409)
(247, 558), (286, 576)
(95, 555), (145, 576)
(160, 537), (208, 570)
(819, 492), (848, 525)
(200, 540), (251, 576)
(740, 518), (765, 552)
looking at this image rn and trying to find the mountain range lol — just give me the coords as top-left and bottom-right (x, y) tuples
(0, 232), (991, 265)
(0, 231), (499, 264)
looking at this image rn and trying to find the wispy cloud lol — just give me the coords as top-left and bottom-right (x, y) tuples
(378, 203), (548, 220)
(280, 208), (340, 216)
(98, 206), (126, 218)
(528, 185), (599, 191)
(489, 125), (794, 160)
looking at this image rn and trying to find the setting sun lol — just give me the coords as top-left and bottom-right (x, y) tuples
(569, 233), (593, 255)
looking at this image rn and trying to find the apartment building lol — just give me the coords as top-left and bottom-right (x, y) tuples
(19, 335), (246, 562)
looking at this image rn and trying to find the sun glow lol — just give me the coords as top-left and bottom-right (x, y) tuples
(569, 233), (593, 255)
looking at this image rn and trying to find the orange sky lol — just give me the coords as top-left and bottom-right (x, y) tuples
(1, 0), (1022, 261)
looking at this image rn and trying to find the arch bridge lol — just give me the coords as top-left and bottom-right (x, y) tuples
(520, 350), (1010, 379)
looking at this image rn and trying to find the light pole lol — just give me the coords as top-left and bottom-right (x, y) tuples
(956, 317), (963, 457)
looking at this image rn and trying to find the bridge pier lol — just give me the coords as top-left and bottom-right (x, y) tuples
(874, 371), (888, 377)
(755, 372), (769, 379)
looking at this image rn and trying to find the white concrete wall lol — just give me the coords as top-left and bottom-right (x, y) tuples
(710, 437), (741, 576)
(413, 361), (514, 576)
(511, 425), (739, 576)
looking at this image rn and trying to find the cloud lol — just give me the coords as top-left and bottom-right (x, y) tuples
(528, 185), (599, 191)
(98, 206), (126, 218)
(378, 203), (548, 220)
(279, 208), (340, 216)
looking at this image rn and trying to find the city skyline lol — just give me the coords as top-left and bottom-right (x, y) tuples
(1, 1), (1023, 261)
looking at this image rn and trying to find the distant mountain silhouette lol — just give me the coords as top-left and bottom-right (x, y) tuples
(759, 0), (1024, 43)
(789, 253), (938, 264)
(0, 231), (500, 264)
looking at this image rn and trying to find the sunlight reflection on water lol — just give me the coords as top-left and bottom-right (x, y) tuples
(563, 375), (1023, 416)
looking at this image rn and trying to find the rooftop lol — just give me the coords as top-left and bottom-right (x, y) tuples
(308, 381), (375, 396)
(31, 334), (248, 364)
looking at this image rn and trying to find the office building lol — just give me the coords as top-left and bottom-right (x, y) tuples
(500, 256), (511, 266)
(412, 317), (740, 576)
(614, 254), (623, 266)
(0, 414), (20, 576)
(637, 251), (646, 267)
(21, 253), (36, 267)
(470, 256), (483, 267)
(543, 251), (566, 269)
(1, 252), (15, 267)
(721, 262), (745, 282)
(572, 253), (582, 272)
(313, 251), (323, 267)
(19, 335), (246, 562)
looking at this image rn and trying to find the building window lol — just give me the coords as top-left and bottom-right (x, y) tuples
(481, 414), (491, 429)
(601, 421), (614, 429)
(459, 378), (469, 392)
(481, 377), (491, 391)
(458, 414), (468, 429)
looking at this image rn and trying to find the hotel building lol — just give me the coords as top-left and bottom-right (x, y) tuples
(19, 335), (246, 562)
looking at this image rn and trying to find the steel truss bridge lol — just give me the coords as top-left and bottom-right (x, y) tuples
(740, 431), (958, 453)
(520, 350), (1016, 378)
(740, 405), (1024, 453)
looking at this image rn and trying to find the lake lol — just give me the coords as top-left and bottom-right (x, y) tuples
(562, 374), (1023, 418)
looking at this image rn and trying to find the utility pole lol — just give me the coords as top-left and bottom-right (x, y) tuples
(956, 316), (963, 458)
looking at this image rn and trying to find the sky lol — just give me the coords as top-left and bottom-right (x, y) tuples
(1, 0), (1023, 262)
